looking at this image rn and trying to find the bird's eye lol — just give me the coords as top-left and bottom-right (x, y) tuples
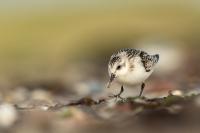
(116, 65), (121, 70)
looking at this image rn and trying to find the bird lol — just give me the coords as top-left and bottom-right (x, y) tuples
(107, 48), (159, 99)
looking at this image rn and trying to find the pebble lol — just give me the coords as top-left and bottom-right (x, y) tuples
(74, 80), (103, 96)
(170, 90), (183, 96)
(31, 89), (52, 102)
(0, 103), (18, 127)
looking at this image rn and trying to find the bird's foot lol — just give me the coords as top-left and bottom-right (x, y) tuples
(109, 93), (125, 101)
(109, 86), (125, 101)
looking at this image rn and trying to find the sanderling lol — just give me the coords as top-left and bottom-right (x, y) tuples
(107, 48), (159, 99)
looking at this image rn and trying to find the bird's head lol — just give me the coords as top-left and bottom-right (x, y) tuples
(107, 52), (129, 88)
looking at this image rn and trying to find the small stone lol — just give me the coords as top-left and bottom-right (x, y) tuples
(31, 89), (52, 102)
(12, 86), (29, 102)
(74, 80), (103, 96)
(40, 105), (49, 111)
(0, 103), (18, 127)
(170, 90), (183, 96)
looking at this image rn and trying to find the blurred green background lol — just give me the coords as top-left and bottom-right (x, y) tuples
(0, 0), (200, 86)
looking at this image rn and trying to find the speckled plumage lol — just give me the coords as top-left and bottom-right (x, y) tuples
(107, 48), (159, 97)
(109, 48), (159, 72)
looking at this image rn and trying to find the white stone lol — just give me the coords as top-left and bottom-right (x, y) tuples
(171, 90), (183, 96)
(0, 104), (18, 127)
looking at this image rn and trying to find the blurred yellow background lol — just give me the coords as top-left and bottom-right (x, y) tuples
(0, 0), (199, 85)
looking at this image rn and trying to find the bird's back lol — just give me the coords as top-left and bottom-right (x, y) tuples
(115, 48), (159, 72)
(115, 48), (159, 85)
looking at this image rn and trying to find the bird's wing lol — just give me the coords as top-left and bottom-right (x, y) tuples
(139, 51), (159, 72)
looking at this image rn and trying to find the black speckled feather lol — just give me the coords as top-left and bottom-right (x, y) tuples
(139, 51), (159, 72)
(109, 48), (159, 72)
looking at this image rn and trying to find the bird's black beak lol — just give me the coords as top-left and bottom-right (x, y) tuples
(107, 73), (115, 88)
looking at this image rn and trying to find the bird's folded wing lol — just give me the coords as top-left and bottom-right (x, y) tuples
(140, 51), (159, 72)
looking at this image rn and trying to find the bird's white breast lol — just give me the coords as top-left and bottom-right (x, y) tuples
(117, 56), (153, 86)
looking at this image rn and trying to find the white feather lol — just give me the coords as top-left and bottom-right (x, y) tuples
(117, 56), (153, 86)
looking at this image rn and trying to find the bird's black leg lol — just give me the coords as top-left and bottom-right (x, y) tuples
(109, 86), (124, 100)
(139, 83), (145, 97)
